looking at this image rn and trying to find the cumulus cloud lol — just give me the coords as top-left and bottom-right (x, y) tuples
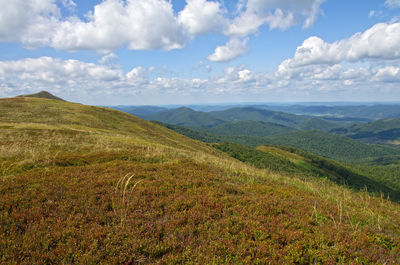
(99, 53), (118, 64)
(279, 22), (400, 71)
(1, 56), (399, 103)
(225, 0), (325, 36)
(178, 0), (227, 35)
(374, 66), (400, 82)
(0, 57), (124, 95)
(207, 38), (249, 62)
(0, 0), (189, 51)
(61, 0), (77, 10)
(0, 0), (227, 51)
(0, 0), (59, 45)
(0, 0), (327, 62)
(385, 0), (400, 8)
(53, 0), (186, 51)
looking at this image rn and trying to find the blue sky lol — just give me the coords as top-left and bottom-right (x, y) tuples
(0, 0), (400, 105)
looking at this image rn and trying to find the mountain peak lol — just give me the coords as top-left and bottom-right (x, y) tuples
(17, 91), (65, 101)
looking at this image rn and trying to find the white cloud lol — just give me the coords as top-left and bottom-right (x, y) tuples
(126, 66), (149, 86)
(0, 0), (59, 44)
(385, 0), (400, 8)
(1, 56), (400, 104)
(374, 66), (400, 82)
(52, 0), (187, 51)
(344, 80), (354, 86)
(61, 0), (77, 10)
(178, 0), (227, 35)
(0, 0), (325, 62)
(225, 0), (325, 36)
(265, 9), (296, 30)
(99, 53), (118, 64)
(279, 22), (400, 70)
(0, 0), (188, 51)
(0, 57), (125, 95)
(207, 38), (249, 62)
(312, 64), (343, 80)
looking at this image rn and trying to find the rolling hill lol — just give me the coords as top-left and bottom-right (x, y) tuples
(298, 117), (340, 132)
(261, 130), (400, 163)
(208, 107), (311, 127)
(158, 122), (400, 164)
(331, 118), (400, 144)
(196, 120), (296, 137)
(144, 106), (340, 132)
(257, 104), (400, 120)
(1, 96), (400, 264)
(145, 107), (224, 127)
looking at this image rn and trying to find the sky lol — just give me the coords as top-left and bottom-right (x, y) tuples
(0, 0), (400, 105)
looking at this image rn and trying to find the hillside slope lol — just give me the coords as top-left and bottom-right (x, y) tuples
(213, 142), (398, 199)
(1, 97), (400, 264)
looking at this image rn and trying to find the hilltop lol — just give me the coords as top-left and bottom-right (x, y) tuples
(1, 96), (400, 264)
(17, 90), (65, 101)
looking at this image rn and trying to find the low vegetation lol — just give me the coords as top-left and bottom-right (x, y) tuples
(1, 96), (400, 264)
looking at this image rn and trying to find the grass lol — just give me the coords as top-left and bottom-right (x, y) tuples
(1, 97), (400, 264)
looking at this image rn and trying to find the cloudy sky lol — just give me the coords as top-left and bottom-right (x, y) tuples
(1, 0), (400, 105)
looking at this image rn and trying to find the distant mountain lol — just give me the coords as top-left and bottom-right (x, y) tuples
(17, 91), (65, 101)
(156, 121), (400, 164)
(262, 130), (399, 163)
(208, 107), (310, 127)
(331, 118), (400, 143)
(119, 105), (341, 131)
(145, 107), (224, 127)
(111, 105), (168, 117)
(258, 104), (400, 120)
(298, 118), (340, 132)
(196, 120), (296, 137)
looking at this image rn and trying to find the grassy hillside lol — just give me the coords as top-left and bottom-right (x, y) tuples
(145, 107), (224, 127)
(213, 143), (398, 200)
(332, 118), (400, 144)
(1, 97), (400, 264)
(196, 120), (296, 137)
